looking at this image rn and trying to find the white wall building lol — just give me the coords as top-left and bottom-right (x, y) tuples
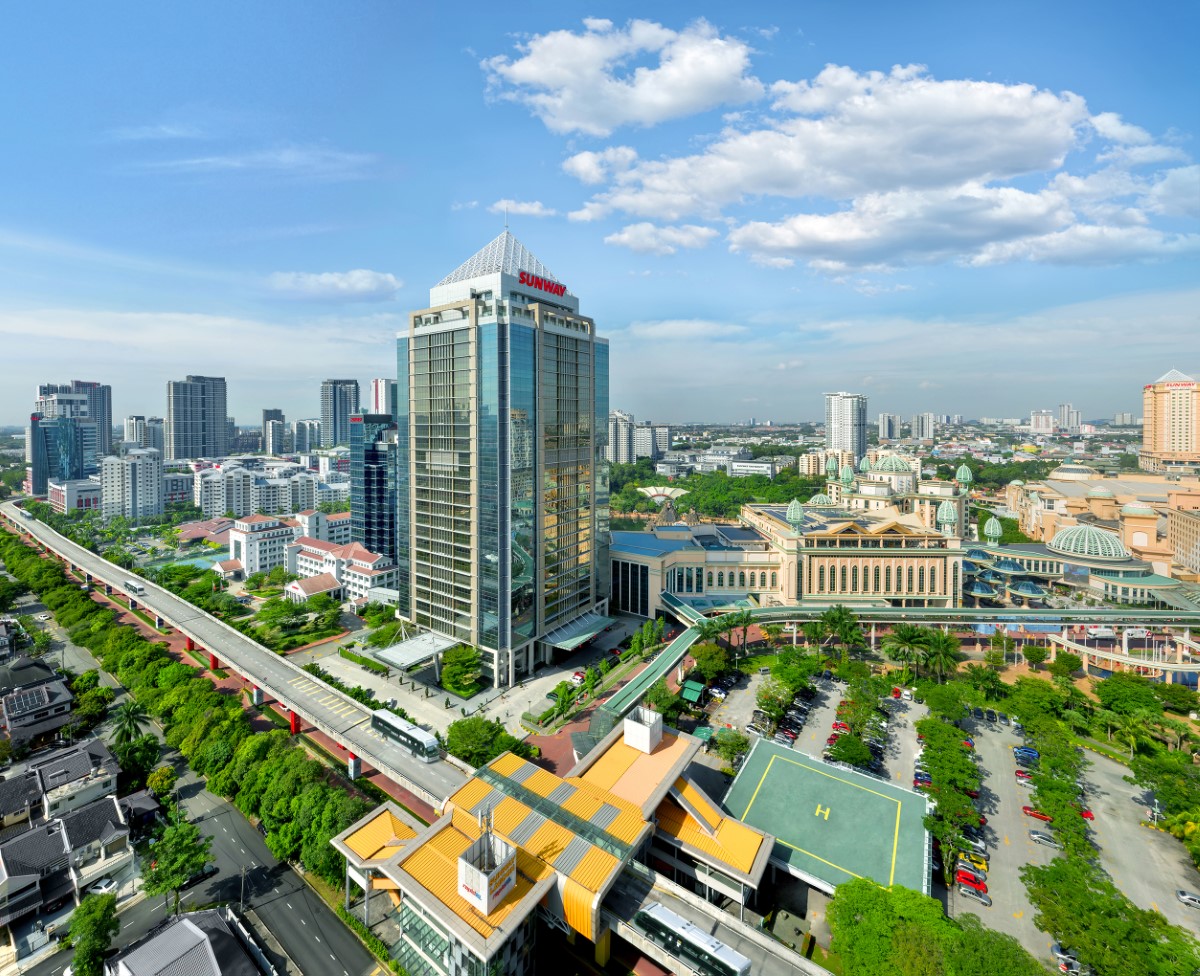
(101, 448), (163, 519)
(285, 537), (398, 604)
(825, 391), (868, 460)
(228, 514), (297, 576)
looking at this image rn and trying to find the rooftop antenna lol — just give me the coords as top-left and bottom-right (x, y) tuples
(478, 805), (496, 870)
(504, 203), (509, 231)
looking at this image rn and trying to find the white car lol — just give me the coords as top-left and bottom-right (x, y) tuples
(88, 877), (117, 896)
(1177, 889), (1200, 909)
(36, 613), (51, 621)
(1124, 627), (1149, 639)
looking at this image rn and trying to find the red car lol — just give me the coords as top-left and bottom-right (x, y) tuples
(1022, 806), (1053, 823)
(831, 721), (850, 732)
(913, 780), (929, 791)
(955, 871), (988, 894)
(827, 735), (841, 746)
(1015, 769), (1033, 780)
(965, 789), (980, 799)
(1076, 807), (1095, 821)
(977, 814), (988, 827)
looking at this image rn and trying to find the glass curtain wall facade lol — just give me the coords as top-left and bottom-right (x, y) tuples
(397, 232), (608, 687)
(350, 413), (398, 563)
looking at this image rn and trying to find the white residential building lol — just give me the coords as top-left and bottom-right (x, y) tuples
(284, 537), (398, 604)
(101, 449), (163, 519)
(825, 391), (868, 460)
(227, 515), (297, 576)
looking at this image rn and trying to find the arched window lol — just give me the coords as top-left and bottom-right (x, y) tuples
(771, 571), (777, 588)
(696, 571), (704, 594)
(907, 566), (914, 592)
(717, 571), (724, 588)
(874, 567), (881, 592)
(818, 566), (825, 592)
(851, 566), (859, 592)
(885, 566), (892, 591)
(739, 571), (746, 588)
(930, 566), (937, 592)
(840, 566), (847, 591)
(707, 571), (713, 587)
(759, 572), (767, 588)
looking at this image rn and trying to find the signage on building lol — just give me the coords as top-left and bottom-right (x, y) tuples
(518, 270), (567, 297)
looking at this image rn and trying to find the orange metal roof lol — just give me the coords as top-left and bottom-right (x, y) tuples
(672, 776), (721, 835)
(655, 797), (766, 878)
(575, 731), (696, 812)
(400, 819), (553, 940)
(343, 809), (417, 862)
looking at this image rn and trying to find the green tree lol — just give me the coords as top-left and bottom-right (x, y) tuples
(146, 765), (178, 799)
(882, 624), (929, 680)
(113, 735), (161, 789)
(756, 678), (790, 722)
(112, 698), (151, 746)
(142, 811), (214, 915)
(1152, 682), (1199, 715)
(829, 734), (873, 768)
(713, 729), (750, 764)
(921, 630), (961, 684)
(67, 893), (119, 976)
(1047, 650), (1082, 679)
(646, 678), (678, 714)
(1094, 672), (1163, 717)
(1022, 645), (1048, 670)
(1117, 711), (1153, 759)
(440, 644), (482, 697)
(444, 716), (532, 766)
(691, 642), (729, 682)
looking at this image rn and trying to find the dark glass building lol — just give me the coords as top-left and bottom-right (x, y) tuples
(350, 413), (398, 564)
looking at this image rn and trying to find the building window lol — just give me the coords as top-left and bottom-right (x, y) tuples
(930, 566), (937, 591)
(907, 566), (914, 592)
(840, 566), (847, 591)
(885, 566), (892, 591)
(851, 566), (859, 592)
(873, 566), (880, 592)
(739, 571), (746, 587)
(771, 571), (777, 588)
(759, 571), (767, 588)
(717, 571), (724, 588)
(918, 567), (925, 592)
(707, 571), (713, 587)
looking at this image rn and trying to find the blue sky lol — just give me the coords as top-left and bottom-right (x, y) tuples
(2, 1), (1197, 427)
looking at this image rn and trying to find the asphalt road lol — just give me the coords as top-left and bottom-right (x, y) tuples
(1083, 746), (1200, 932)
(2, 500), (466, 804)
(947, 713), (1054, 963)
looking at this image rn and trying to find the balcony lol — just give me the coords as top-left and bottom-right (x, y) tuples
(71, 842), (133, 891)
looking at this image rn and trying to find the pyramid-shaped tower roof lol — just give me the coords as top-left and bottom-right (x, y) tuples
(436, 230), (564, 289)
(1155, 368), (1195, 384)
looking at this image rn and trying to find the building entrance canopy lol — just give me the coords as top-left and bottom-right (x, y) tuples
(544, 611), (613, 651)
(374, 631), (459, 670)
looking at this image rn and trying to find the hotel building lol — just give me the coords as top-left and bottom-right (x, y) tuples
(395, 232), (609, 687)
(1141, 368), (1200, 474)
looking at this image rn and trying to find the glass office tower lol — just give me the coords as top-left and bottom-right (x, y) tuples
(350, 413), (398, 564)
(396, 232), (609, 687)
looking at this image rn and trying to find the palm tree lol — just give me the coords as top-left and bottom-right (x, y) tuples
(1096, 708), (1121, 743)
(882, 624), (930, 680)
(1158, 717), (1191, 753)
(1117, 712), (1150, 759)
(802, 620), (828, 649)
(922, 630), (961, 684)
(113, 699), (150, 746)
(725, 610), (755, 660)
(694, 616), (726, 648)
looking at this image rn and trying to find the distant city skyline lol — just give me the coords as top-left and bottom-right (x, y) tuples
(1, 4), (1196, 426)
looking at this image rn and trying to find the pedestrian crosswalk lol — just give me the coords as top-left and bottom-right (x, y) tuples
(286, 675), (363, 718)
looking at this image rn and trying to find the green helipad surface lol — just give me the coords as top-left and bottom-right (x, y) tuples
(723, 740), (930, 893)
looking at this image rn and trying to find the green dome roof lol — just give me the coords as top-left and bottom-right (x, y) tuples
(1047, 524), (1130, 561)
(786, 498), (805, 523)
(808, 492), (834, 506)
(1010, 480), (1024, 487)
(955, 463), (974, 484)
(1120, 502), (1155, 517)
(936, 500), (958, 523)
(983, 516), (1002, 540)
(826, 455), (840, 475)
(840, 464), (855, 486)
(1086, 487), (1114, 498)
(874, 455), (912, 474)
(858, 455), (873, 473)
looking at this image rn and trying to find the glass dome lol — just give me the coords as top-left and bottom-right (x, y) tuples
(955, 463), (974, 484)
(874, 455), (913, 474)
(1047, 524), (1130, 561)
(786, 498), (805, 523)
(1120, 502), (1155, 517)
(936, 499), (958, 523)
(808, 492), (834, 506)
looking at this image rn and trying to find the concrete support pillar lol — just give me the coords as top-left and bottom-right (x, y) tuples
(186, 636), (195, 651)
(594, 927), (611, 966)
(209, 652), (219, 670)
(155, 615), (165, 629)
(289, 710), (300, 735)
(129, 599), (138, 611)
(251, 685), (264, 706)
(363, 868), (370, 927)
(345, 873), (351, 911)
(348, 753), (361, 780)
(105, 583), (112, 595)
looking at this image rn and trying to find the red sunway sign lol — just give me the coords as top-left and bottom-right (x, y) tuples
(518, 270), (567, 297)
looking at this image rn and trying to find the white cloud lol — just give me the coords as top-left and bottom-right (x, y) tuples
(266, 270), (402, 301)
(1143, 165), (1200, 218)
(604, 222), (718, 254)
(1090, 112), (1152, 145)
(451, 200), (479, 211)
(487, 199), (557, 217)
(142, 145), (377, 181)
(482, 18), (763, 136)
(107, 123), (204, 141)
(624, 319), (747, 339)
(969, 225), (1200, 266)
(563, 146), (638, 184)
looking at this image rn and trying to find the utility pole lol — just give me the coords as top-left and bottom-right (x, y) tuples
(240, 864), (247, 912)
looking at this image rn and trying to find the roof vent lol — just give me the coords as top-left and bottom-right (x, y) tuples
(624, 706), (663, 755)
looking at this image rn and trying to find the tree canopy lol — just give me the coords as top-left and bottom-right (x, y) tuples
(67, 893), (119, 976)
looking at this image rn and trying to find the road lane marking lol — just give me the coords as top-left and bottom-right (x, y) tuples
(301, 919), (306, 925)
(1004, 835), (1010, 845)
(1013, 910), (1024, 918)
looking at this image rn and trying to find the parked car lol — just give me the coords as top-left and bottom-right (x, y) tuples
(914, 771), (932, 783)
(971, 707), (984, 720)
(773, 733), (795, 746)
(955, 872), (987, 895)
(998, 713), (1010, 726)
(1176, 890), (1200, 909)
(957, 884), (992, 908)
(570, 671), (585, 686)
(1075, 806), (1095, 821)
(1052, 944), (1079, 964)
(831, 721), (851, 733)
(89, 877), (117, 895)
(1029, 830), (1061, 849)
(957, 848), (988, 870)
(182, 863), (219, 889)
(1015, 769), (1033, 780)
(984, 709), (998, 723)
(955, 861), (986, 884)
(746, 724), (770, 737)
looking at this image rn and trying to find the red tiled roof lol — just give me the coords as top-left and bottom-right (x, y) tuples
(236, 514), (277, 525)
(326, 512), (351, 522)
(289, 573), (341, 596)
(216, 559), (243, 571)
(297, 509), (317, 516)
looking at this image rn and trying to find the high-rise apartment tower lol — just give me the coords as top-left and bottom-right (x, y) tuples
(825, 392), (868, 460)
(320, 379), (360, 447)
(166, 375), (228, 460)
(1141, 368), (1200, 474)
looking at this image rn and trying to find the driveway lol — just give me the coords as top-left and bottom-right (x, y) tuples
(1083, 747), (1200, 931)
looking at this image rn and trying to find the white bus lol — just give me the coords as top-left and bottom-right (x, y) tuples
(370, 709), (440, 763)
(123, 580), (146, 597)
(635, 902), (751, 976)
